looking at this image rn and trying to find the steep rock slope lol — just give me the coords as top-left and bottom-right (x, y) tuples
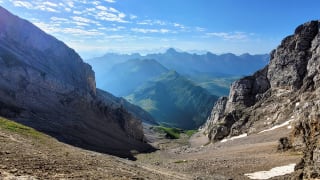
(203, 20), (320, 178)
(0, 6), (153, 159)
(126, 71), (218, 129)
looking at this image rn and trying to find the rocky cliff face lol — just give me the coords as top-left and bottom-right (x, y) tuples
(203, 20), (320, 178)
(0, 6), (153, 159)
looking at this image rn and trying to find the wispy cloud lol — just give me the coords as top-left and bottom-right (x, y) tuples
(137, 19), (167, 26)
(96, 5), (108, 11)
(205, 32), (250, 40)
(33, 21), (103, 36)
(11, 1), (33, 9)
(51, 17), (69, 22)
(130, 14), (137, 20)
(11, 0), (60, 12)
(105, 0), (116, 3)
(131, 28), (170, 34)
(72, 16), (97, 24)
(195, 27), (206, 32)
(95, 11), (127, 23)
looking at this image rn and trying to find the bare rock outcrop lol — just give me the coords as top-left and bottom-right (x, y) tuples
(0, 6), (154, 159)
(203, 20), (320, 178)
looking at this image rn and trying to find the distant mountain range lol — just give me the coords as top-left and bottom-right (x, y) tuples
(88, 48), (269, 97)
(126, 71), (218, 129)
(87, 48), (269, 129)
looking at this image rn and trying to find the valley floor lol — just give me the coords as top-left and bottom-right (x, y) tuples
(0, 118), (301, 180)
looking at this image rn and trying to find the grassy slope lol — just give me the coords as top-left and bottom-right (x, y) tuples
(0, 116), (46, 139)
(126, 71), (218, 129)
(153, 126), (198, 139)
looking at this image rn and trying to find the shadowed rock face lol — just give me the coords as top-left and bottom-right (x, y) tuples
(203, 20), (320, 178)
(0, 6), (154, 159)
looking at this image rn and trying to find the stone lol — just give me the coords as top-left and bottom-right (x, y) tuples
(278, 137), (292, 151)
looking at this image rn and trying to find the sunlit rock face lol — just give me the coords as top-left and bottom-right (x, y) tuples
(203, 20), (320, 178)
(0, 6), (154, 159)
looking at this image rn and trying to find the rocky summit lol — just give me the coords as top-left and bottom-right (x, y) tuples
(0, 6), (153, 159)
(203, 20), (320, 178)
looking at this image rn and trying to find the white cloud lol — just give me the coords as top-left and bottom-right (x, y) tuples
(105, 0), (116, 3)
(154, 20), (166, 25)
(130, 14), (137, 20)
(109, 7), (119, 13)
(74, 22), (89, 26)
(95, 11), (127, 23)
(131, 28), (170, 34)
(43, 1), (58, 7)
(66, 1), (74, 8)
(96, 5), (108, 11)
(40, 7), (59, 12)
(12, 1), (33, 9)
(173, 23), (185, 29)
(11, 1), (60, 12)
(136, 19), (168, 26)
(196, 27), (206, 32)
(72, 16), (93, 23)
(92, 1), (100, 5)
(206, 32), (249, 40)
(73, 10), (82, 15)
(64, 7), (71, 12)
(85, 7), (96, 12)
(63, 28), (103, 36)
(51, 17), (69, 22)
(137, 20), (152, 25)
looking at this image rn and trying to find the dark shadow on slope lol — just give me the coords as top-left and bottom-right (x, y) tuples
(0, 101), (156, 161)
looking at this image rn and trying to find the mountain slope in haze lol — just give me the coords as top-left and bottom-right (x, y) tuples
(126, 71), (218, 129)
(87, 49), (268, 96)
(0, 6), (154, 159)
(146, 48), (269, 76)
(202, 21), (320, 178)
(97, 89), (158, 125)
(98, 59), (169, 96)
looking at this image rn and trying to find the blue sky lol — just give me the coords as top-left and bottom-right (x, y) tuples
(0, 0), (319, 59)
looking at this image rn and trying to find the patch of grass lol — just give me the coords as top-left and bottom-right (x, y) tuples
(174, 160), (188, 163)
(185, 130), (198, 137)
(153, 126), (198, 139)
(0, 116), (44, 139)
(154, 126), (182, 139)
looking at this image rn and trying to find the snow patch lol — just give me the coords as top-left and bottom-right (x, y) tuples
(220, 133), (247, 143)
(259, 119), (294, 134)
(245, 163), (296, 179)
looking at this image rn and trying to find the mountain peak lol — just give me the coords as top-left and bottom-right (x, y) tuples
(165, 48), (178, 54)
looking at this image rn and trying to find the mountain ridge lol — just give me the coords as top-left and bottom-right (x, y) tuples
(126, 70), (218, 129)
(0, 6), (154, 159)
(202, 20), (320, 178)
